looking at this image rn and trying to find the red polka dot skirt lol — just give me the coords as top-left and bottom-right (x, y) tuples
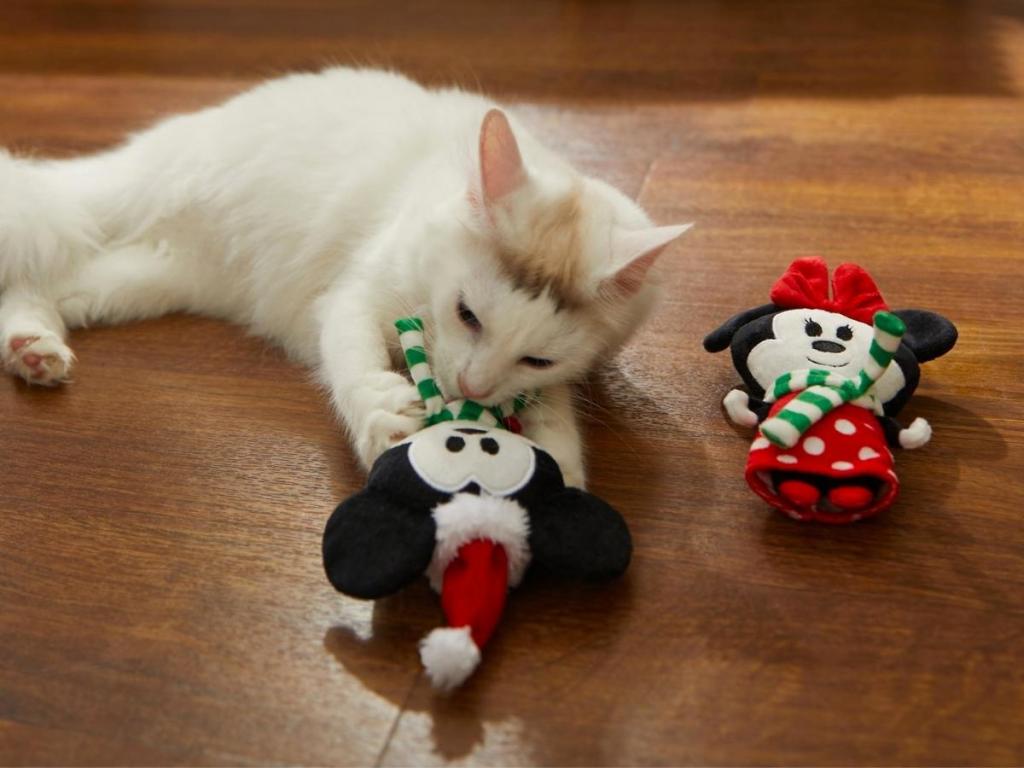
(745, 394), (899, 523)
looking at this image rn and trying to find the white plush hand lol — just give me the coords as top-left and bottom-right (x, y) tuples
(723, 388), (759, 428)
(899, 417), (932, 450)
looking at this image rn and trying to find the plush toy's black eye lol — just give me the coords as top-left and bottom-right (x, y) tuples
(804, 319), (823, 337)
(480, 437), (500, 455)
(445, 436), (465, 453)
(520, 356), (555, 369)
(458, 299), (481, 331)
(837, 325), (853, 341)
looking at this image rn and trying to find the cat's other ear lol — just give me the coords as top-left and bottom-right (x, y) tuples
(479, 108), (527, 204)
(599, 223), (693, 297)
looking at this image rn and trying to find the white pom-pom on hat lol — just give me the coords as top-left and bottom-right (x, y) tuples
(419, 626), (482, 692)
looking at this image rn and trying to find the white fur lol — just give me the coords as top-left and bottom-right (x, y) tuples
(427, 492), (531, 591)
(419, 626), (481, 691)
(0, 67), (689, 479)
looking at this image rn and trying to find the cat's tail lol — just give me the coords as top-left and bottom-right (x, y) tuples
(0, 149), (104, 288)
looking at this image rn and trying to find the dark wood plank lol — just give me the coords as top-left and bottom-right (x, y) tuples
(2, 1), (1023, 765)
(0, 0), (1018, 99)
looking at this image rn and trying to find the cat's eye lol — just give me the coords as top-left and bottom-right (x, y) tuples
(520, 356), (555, 369)
(804, 319), (823, 337)
(836, 325), (853, 341)
(458, 299), (481, 331)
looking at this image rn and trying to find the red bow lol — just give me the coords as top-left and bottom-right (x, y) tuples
(769, 256), (888, 324)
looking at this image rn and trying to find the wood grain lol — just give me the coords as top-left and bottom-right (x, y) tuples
(2, 1), (1023, 765)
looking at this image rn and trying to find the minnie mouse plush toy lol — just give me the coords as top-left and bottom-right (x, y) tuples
(704, 257), (957, 523)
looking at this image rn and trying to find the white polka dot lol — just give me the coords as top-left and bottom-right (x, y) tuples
(750, 437), (771, 452)
(835, 419), (857, 435)
(777, 454), (798, 464)
(858, 447), (881, 461)
(802, 436), (825, 455)
(832, 461), (855, 471)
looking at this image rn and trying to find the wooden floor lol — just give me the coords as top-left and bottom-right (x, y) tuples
(3, 1), (1024, 765)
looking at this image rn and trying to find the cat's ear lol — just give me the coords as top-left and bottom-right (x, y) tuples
(600, 223), (693, 296)
(479, 109), (527, 204)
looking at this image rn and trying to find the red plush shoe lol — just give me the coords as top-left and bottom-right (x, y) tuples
(777, 479), (821, 507)
(828, 484), (874, 511)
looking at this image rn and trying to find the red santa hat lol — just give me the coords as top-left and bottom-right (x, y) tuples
(419, 493), (531, 690)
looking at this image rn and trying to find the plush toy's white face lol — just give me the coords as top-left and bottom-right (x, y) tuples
(404, 422), (538, 496)
(747, 309), (906, 402)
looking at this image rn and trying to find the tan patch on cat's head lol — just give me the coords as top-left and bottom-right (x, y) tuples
(494, 187), (589, 310)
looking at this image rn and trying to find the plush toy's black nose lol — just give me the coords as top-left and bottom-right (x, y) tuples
(812, 340), (846, 354)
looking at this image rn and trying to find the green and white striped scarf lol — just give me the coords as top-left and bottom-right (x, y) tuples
(395, 317), (532, 430)
(760, 311), (905, 448)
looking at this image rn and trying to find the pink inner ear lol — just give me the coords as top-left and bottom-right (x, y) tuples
(609, 249), (663, 295)
(603, 223), (693, 296)
(479, 109), (526, 203)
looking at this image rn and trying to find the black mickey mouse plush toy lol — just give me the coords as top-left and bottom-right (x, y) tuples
(704, 256), (957, 523)
(323, 325), (632, 691)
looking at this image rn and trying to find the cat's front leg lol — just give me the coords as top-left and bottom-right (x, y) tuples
(521, 383), (586, 489)
(318, 286), (424, 469)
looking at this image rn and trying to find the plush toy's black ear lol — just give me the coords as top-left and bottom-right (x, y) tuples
(528, 489), (631, 580)
(892, 309), (958, 363)
(704, 304), (779, 353)
(322, 490), (436, 600)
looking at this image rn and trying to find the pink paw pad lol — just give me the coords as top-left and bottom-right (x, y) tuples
(22, 353), (43, 368)
(10, 337), (35, 352)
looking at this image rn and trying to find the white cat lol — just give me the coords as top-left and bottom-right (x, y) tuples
(0, 67), (690, 487)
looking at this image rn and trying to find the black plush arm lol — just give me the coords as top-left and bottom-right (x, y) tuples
(528, 489), (632, 581)
(748, 394), (771, 423)
(322, 490), (436, 600)
(880, 416), (904, 449)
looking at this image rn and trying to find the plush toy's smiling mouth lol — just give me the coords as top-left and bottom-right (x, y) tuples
(806, 356), (850, 368)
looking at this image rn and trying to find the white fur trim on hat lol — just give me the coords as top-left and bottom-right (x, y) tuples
(419, 626), (481, 691)
(427, 493), (531, 591)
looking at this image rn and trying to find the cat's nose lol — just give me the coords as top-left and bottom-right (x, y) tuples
(812, 340), (846, 354)
(458, 372), (494, 401)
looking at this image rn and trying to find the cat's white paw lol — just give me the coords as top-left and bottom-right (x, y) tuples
(353, 372), (426, 467)
(560, 462), (587, 490)
(532, 431), (586, 489)
(3, 333), (75, 385)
